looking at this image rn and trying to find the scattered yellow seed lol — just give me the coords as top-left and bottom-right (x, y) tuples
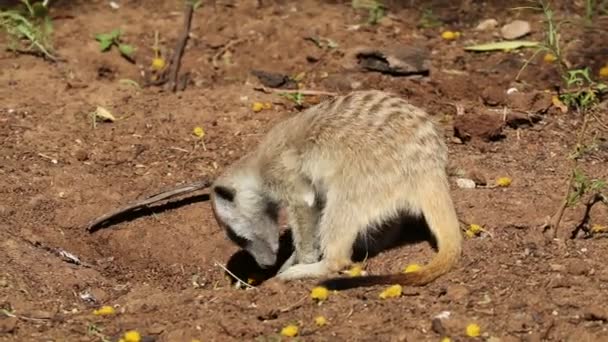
(591, 224), (607, 233)
(600, 65), (608, 78)
(543, 53), (557, 63)
(151, 57), (166, 70)
(247, 278), (256, 285)
(441, 31), (460, 40)
(252, 102), (265, 112)
(280, 324), (299, 337)
(118, 339), (126, 342)
(193, 126), (205, 138)
(123, 330), (141, 342)
(465, 224), (484, 238)
(263, 102), (272, 110)
(314, 315), (327, 327)
(310, 286), (329, 301)
(346, 264), (364, 277)
(379, 284), (402, 299)
(93, 305), (115, 316)
(496, 177), (512, 187)
(466, 323), (481, 337)
(469, 224), (483, 234)
(440, 337), (452, 342)
(552, 95), (568, 113)
(403, 263), (422, 273)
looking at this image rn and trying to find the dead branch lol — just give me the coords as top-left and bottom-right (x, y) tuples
(86, 179), (211, 232)
(542, 113), (590, 239)
(147, 1), (196, 91)
(570, 192), (608, 239)
(253, 86), (338, 97)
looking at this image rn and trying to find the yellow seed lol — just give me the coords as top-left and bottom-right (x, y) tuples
(123, 330), (141, 342)
(280, 324), (298, 337)
(469, 224), (483, 234)
(440, 337), (452, 342)
(263, 102), (272, 110)
(314, 315), (327, 326)
(310, 286), (329, 301)
(496, 177), (512, 187)
(379, 284), (402, 299)
(403, 263), (422, 273)
(93, 305), (115, 316)
(247, 278), (256, 285)
(346, 264), (364, 277)
(466, 323), (481, 337)
(252, 102), (265, 112)
(591, 224), (607, 233)
(543, 53), (557, 63)
(151, 57), (166, 70)
(193, 126), (205, 138)
(441, 31), (458, 40)
(600, 65), (608, 78)
(465, 229), (476, 238)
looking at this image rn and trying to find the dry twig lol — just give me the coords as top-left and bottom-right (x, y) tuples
(570, 192), (608, 239)
(253, 86), (338, 96)
(86, 179), (210, 232)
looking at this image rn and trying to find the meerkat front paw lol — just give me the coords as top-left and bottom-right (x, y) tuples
(277, 252), (297, 274)
(276, 261), (329, 280)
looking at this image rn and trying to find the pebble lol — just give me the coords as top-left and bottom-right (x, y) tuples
(501, 20), (531, 39)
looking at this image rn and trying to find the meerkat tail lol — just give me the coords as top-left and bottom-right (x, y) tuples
(319, 180), (462, 291)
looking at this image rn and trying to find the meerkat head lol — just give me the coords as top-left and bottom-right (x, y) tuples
(210, 173), (280, 268)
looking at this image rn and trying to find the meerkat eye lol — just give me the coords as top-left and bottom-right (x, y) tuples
(214, 185), (236, 202)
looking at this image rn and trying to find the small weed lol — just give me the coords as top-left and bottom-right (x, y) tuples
(280, 92), (304, 107)
(352, 0), (386, 25)
(95, 28), (135, 60)
(0, 0), (56, 60)
(567, 169), (606, 207)
(559, 68), (607, 111)
(418, 7), (442, 28)
(87, 323), (111, 342)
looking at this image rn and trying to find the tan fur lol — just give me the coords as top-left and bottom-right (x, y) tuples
(211, 90), (462, 288)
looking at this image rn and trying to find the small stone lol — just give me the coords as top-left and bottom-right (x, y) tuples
(582, 305), (608, 322)
(431, 317), (446, 335)
(444, 284), (470, 302)
(74, 149), (89, 161)
(481, 86), (506, 106)
(565, 259), (591, 276)
(456, 178), (476, 189)
(468, 170), (488, 186)
(549, 264), (565, 272)
(475, 18), (498, 31)
(0, 317), (17, 334)
(501, 20), (531, 40)
(453, 111), (505, 142)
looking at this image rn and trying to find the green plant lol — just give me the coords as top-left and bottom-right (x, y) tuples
(95, 28), (135, 60)
(0, 0), (55, 60)
(515, 0), (568, 80)
(559, 68), (607, 111)
(567, 169), (607, 207)
(418, 7), (442, 28)
(280, 92), (304, 107)
(352, 0), (385, 25)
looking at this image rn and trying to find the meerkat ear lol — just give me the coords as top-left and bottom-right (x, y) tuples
(213, 185), (236, 202)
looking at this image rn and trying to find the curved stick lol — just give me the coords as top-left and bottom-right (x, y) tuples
(86, 179), (211, 232)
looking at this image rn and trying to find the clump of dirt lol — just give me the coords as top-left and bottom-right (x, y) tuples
(1, 0), (607, 341)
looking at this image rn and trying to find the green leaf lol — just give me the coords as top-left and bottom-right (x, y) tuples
(98, 38), (113, 52)
(110, 28), (122, 39)
(118, 44), (135, 57)
(464, 41), (540, 52)
(95, 33), (114, 42)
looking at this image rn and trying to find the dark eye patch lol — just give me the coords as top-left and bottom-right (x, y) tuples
(214, 185), (235, 202)
(225, 224), (250, 248)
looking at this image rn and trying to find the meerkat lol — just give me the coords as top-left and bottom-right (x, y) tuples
(210, 89), (462, 290)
